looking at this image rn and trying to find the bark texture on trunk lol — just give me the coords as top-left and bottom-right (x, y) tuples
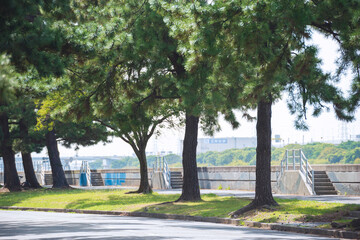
(230, 98), (277, 216)
(253, 98), (277, 205)
(21, 152), (41, 188)
(130, 148), (152, 194)
(0, 113), (21, 191)
(45, 130), (69, 188)
(19, 119), (41, 188)
(177, 114), (201, 202)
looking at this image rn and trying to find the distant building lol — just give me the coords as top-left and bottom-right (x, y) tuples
(179, 137), (257, 154)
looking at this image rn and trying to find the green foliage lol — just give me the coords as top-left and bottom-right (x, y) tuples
(110, 157), (139, 169)
(197, 148), (256, 166)
(0, 0), (71, 76)
(194, 141), (360, 166)
(89, 160), (103, 170)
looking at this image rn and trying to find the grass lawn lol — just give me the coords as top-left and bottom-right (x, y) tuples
(0, 188), (358, 228)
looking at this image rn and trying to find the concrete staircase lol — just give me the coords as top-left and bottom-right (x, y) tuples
(314, 171), (337, 195)
(44, 174), (53, 185)
(170, 172), (183, 189)
(90, 172), (104, 186)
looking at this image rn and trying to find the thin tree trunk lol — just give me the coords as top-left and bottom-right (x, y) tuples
(230, 98), (277, 216)
(0, 113), (21, 191)
(137, 149), (152, 193)
(21, 152), (41, 188)
(19, 119), (41, 188)
(127, 142), (152, 194)
(177, 113), (201, 202)
(45, 130), (69, 188)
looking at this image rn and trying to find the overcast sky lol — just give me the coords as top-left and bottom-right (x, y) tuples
(33, 31), (360, 158)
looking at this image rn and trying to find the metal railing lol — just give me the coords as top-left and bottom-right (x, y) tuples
(276, 149), (314, 194)
(152, 156), (171, 189)
(80, 160), (92, 186)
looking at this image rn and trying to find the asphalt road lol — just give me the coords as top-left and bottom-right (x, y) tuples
(0, 210), (337, 240)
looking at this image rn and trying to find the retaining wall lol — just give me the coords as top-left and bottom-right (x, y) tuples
(4, 164), (360, 195)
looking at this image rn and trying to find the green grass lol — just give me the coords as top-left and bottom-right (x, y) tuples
(0, 188), (179, 211)
(242, 198), (359, 224)
(0, 188), (358, 228)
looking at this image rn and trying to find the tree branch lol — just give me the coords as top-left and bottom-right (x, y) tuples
(311, 22), (341, 44)
(95, 119), (117, 132)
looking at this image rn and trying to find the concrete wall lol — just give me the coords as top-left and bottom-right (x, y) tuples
(275, 170), (312, 196)
(6, 164), (360, 195)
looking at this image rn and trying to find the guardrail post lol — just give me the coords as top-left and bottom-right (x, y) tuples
(286, 150), (288, 170)
(292, 150), (295, 170)
(299, 149), (302, 172)
(311, 169), (315, 194)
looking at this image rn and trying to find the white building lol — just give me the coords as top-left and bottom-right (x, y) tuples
(179, 137), (257, 154)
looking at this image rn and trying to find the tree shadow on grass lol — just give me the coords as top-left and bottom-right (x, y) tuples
(63, 193), (180, 211)
(135, 197), (251, 218)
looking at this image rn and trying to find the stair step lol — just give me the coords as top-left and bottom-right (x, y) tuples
(350, 211), (360, 218)
(315, 190), (338, 195)
(315, 186), (336, 191)
(171, 172), (182, 177)
(171, 179), (182, 182)
(314, 174), (328, 178)
(314, 171), (326, 174)
(314, 182), (333, 186)
(314, 178), (331, 182)
(90, 173), (104, 186)
(170, 171), (183, 189)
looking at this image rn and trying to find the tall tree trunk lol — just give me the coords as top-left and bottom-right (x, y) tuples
(253, 98), (277, 206)
(19, 119), (41, 188)
(177, 113), (201, 202)
(129, 147), (152, 194)
(45, 130), (69, 188)
(21, 152), (41, 188)
(0, 113), (21, 191)
(230, 98), (277, 216)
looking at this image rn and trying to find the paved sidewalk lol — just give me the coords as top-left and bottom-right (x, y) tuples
(158, 189), (360, 205)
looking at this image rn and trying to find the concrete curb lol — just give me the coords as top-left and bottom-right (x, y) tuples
(244, 221), (360, 239)
(1, 206), (359, 239)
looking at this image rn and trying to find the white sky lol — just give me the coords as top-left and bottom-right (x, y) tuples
(33, 32), (360, 158)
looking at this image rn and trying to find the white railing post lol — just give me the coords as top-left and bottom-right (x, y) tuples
(299, 149), (302, 173)
(306, 157), (308, 182)
(292, 150), (296, 170)
(311, 169), (315, 194)
(286, 150), (288, 170)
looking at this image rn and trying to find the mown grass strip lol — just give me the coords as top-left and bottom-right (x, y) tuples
(0, 188), (358, 225)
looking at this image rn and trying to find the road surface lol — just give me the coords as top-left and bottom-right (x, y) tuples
(0, 210), (337, 239)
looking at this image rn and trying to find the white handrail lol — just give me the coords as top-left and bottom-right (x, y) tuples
(277, 149), (315, 194)
(152, 156), (171, 189)
(80, 160), (92, 187)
